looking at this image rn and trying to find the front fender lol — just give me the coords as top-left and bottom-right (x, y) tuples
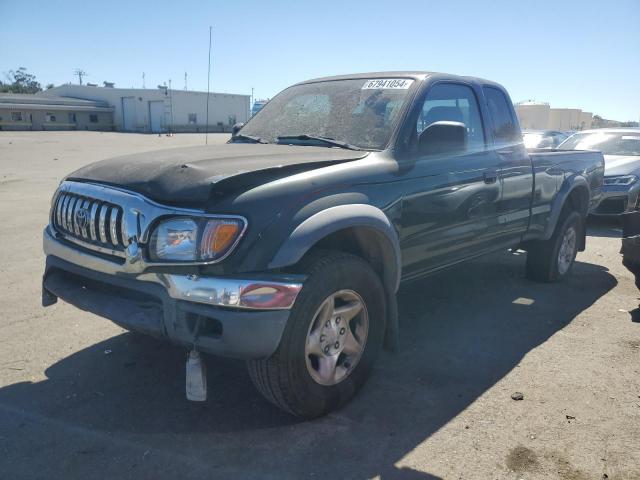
(268, 204), (402, 292)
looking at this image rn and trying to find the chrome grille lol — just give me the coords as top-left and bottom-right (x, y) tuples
(52, 191), (127, 256)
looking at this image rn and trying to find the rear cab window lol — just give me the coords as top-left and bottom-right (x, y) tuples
(483, 87), (521, 146)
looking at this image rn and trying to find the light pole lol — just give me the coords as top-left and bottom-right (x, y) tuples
(206, 26), (212, 145)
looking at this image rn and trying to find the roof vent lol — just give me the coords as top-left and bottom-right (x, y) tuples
(103, 81), (115, 88)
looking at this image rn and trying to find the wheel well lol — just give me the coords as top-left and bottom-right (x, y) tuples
(565, 185), (589, 251)
(566, 185), (589, 218)
(300, 226), (398, 293)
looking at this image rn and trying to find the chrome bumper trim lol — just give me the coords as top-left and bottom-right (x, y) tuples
(161, 275), (302, 310)
(44, 227), (303, 310)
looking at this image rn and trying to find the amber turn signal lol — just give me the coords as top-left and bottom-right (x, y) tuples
(200, 219), (244, 260)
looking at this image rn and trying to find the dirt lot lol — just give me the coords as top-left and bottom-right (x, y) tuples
(0, 131), (638, 479)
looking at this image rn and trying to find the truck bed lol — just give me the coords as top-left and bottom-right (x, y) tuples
(524, 148), (605, 239)
(528, 148), (605, 209)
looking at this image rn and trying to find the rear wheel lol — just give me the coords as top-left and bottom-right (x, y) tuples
(247, 251), (385, 418)
(526, 209), (583, 282)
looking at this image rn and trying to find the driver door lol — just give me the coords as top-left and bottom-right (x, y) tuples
(400, 82), (503, 280)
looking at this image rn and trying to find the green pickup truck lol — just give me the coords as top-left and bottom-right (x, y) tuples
(43, 72), (605, 418)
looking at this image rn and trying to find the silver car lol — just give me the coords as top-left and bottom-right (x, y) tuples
(559, 128), (640, 216)
(523, 129), (569, 149)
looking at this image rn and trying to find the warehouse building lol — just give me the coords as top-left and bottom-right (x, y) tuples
(515, 101), (593, 131)
(45, 84), (250, 133)
(0, 93), (113, 131)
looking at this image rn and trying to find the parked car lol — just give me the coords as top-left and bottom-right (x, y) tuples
(621, 211), (640, 289)
(523, 129), (569, 149)
(42, 71), (605, 418)
(251, 99), (268, 117)
(559, 128), (640, 216)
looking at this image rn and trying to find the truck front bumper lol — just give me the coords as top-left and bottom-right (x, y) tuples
(43, 227), (304, 359)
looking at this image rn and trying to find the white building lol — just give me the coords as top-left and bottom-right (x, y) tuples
(0, 93), (113, 131)
(515, 101), (593, 131)
(579, 112), (593, 130)
(45, 84), (250, 133)
(514, 101), (550, 130)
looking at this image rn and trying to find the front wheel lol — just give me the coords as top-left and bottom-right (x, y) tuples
(247, 251), (385, 418)
(526, 209), (583, 282)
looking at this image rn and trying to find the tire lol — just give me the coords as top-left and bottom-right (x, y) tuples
(526, 209), (583, 282)
(247, 250), (386, 418)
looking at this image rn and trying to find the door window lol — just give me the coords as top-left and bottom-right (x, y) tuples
(416, 83), (485, 153)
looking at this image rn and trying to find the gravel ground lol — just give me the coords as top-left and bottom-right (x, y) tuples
(0, 131), (638, 480)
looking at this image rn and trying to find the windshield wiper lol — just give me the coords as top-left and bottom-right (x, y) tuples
(230, 134), (269, 144)
(277, 134), (363, 151)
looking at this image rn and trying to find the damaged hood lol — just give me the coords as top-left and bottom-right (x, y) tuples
(67, 143), (368, 205)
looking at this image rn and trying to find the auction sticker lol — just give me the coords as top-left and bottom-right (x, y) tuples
(362, 79), (414, 90)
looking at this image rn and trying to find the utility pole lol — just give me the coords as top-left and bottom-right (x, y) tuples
(142, 72), (146, 89)
(251, 87), (254, 120)
(168, 79), (174, 134)
(205, 26), (212, 145)
(184, 72), (188, 91)
(73, 69), (86, 85)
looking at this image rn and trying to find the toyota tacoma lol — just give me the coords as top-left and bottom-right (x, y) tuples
(42, 72), (605, 418)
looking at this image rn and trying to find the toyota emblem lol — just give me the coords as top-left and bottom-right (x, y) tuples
(75, 208), (90, 230)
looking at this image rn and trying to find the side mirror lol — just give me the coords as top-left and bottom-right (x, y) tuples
(231, 122), (245, 138)
(418, 121), (468, 155)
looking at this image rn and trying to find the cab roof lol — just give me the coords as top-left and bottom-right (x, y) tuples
(295, 71), (504, 89)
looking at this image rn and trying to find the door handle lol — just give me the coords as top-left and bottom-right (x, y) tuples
(483, 170), (498, 184)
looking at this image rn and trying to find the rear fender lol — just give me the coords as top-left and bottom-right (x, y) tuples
(543, 175), (589, 250)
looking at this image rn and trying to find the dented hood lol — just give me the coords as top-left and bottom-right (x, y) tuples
(67, 143), (367, 206)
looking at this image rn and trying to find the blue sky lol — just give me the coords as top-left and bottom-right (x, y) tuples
(2, 0), (639, 121)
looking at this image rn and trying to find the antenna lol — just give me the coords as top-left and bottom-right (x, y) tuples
(73, 69), (86, 85)
(184, 72), (188, 91)
(142, 72), (146, 89)
(205, 26), (212, 145)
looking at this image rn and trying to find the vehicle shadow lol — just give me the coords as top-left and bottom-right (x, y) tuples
(587, 215), (622, 238)
(0, 251), (616, 479)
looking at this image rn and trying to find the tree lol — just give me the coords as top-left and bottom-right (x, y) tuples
(0, 67), (42, 94)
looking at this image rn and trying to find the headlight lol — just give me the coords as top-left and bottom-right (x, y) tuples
(149, 216), (245, 262)
(604, 175), (638, 186)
